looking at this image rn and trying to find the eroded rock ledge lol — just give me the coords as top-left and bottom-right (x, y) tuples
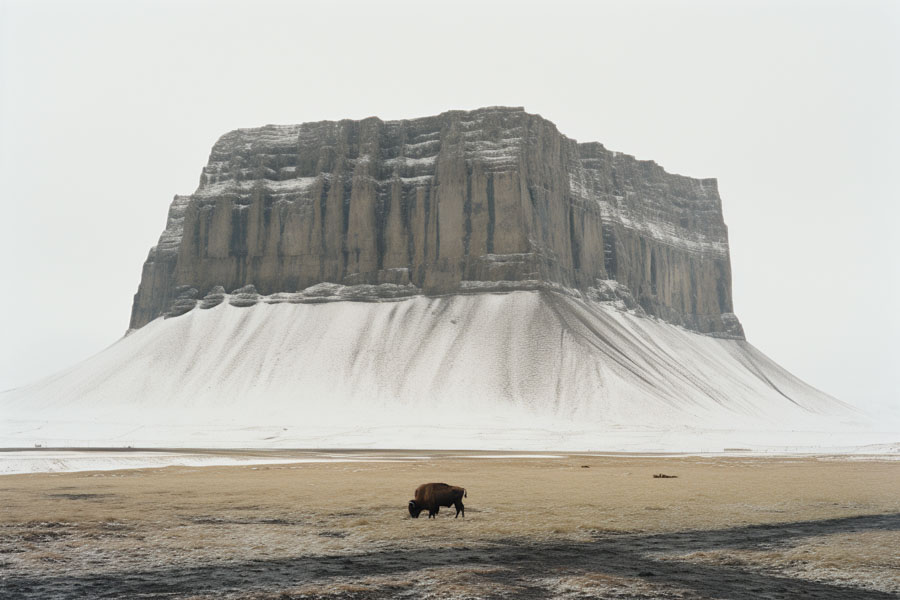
(153, 280), (744, 340)
(131, 106), (743, 338)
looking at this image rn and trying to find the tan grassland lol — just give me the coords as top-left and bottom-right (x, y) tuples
(1, 452), (898, 598)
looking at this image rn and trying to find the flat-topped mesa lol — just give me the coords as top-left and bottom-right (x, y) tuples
(130, 106), (743, 338)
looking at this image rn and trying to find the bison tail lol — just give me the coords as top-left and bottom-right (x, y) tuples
(464, 488), (467, 498)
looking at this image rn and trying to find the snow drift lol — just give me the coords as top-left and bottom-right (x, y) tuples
(0, 290), (877, 452)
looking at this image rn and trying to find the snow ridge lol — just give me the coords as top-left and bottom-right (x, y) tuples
(1, 291), (870, 451)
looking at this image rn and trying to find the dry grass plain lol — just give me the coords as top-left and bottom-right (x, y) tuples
(1, 451), (898, 598)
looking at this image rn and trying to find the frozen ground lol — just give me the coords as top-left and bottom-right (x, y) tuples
(2, 454), (898, 599)
(1, 291), (894, 456)
(1, 447), (899, 476)
(0, 450), (442, 476)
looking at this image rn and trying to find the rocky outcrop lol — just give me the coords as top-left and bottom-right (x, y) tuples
(131, 107), (743, 337)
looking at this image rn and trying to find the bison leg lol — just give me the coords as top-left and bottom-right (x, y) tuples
(454, 501), (465, 518)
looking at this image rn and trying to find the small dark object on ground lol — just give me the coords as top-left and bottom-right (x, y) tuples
(581, 465), (590, 468)
(653, 473), (677, 478)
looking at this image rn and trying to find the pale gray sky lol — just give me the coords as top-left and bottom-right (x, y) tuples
(1, 0), (897, 422)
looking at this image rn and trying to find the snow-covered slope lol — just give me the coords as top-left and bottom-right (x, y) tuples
(0, 291), (877, 451)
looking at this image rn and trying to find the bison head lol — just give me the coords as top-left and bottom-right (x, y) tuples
(408, 500), (422, 518)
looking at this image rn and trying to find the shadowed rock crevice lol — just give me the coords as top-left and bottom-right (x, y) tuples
(486, 173), (496, 254)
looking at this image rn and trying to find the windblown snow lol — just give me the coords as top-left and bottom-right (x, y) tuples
(0, 291), (879, 453)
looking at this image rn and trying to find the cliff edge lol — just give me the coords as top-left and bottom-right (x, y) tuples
(131, 107), (743, 337)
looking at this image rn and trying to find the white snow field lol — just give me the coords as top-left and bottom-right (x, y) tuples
(0, 291), (892, 461)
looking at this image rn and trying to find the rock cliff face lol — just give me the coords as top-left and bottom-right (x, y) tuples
(131, 107), (743, 337)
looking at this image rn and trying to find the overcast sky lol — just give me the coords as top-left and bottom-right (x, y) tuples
(1, 0), (897, 423)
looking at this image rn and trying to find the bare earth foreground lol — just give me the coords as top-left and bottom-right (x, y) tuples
(1, 452), (898, 599)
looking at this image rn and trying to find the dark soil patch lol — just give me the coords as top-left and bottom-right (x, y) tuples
(2, 513), (897, 599)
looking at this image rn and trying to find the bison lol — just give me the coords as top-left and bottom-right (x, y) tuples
(408, 482), (467, 519)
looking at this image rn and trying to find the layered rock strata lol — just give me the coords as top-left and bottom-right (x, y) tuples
(131, 107), (742, 337)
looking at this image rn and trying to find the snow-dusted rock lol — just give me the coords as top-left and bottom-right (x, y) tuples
(228, 284), (261, 307)
(130, 107), (742, 337)
(199, 285), (226, 309)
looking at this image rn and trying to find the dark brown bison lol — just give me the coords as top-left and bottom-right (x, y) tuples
(408, 482), (467, 519)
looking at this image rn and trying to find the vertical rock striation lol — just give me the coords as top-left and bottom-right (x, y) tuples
(131, 107), (742, 337)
